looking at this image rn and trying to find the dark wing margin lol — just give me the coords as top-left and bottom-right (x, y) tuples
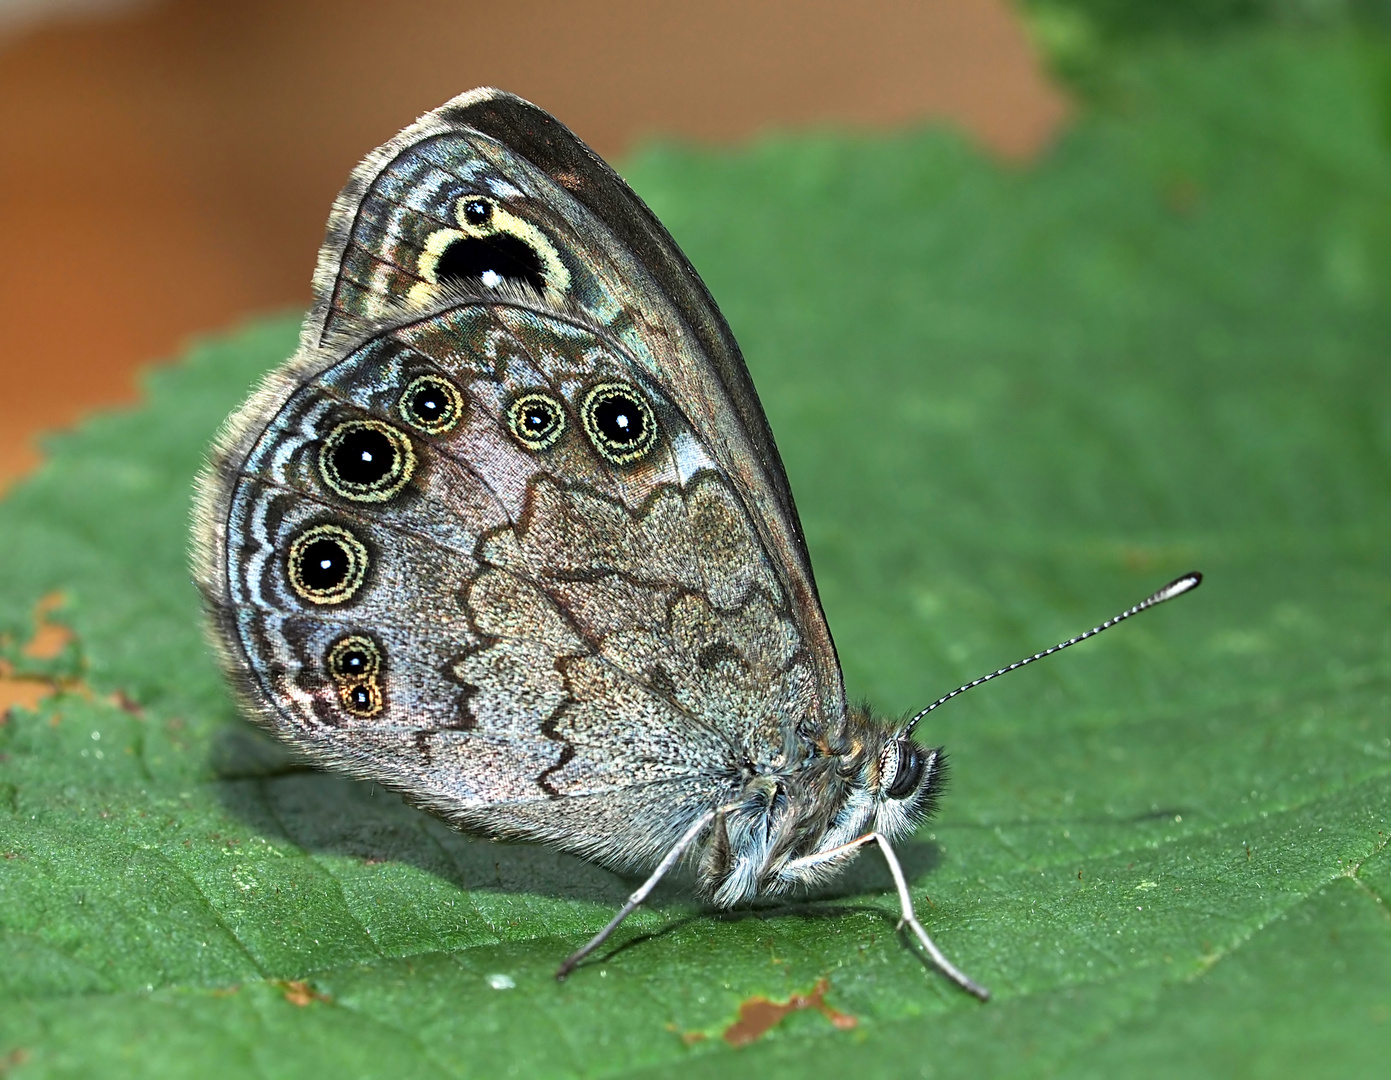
(436, 90), (816, 587)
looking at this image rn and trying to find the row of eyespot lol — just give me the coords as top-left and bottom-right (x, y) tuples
(282, 378), (661, 714)
(326, 632), (385, 718)
(317, 376), (659, 505)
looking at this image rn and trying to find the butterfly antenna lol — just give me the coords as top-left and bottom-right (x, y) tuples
(901, 572), (1202, 739)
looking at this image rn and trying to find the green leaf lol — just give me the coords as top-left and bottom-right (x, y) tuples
(2, 28), (1388, 1079)
(1014, 0), (1391, 94)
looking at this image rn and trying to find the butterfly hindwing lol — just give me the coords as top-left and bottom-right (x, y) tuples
(201, 292), (824, 869)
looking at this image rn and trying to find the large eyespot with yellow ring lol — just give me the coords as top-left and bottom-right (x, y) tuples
(326, 634), (382, 682)
(410, 193), (570, 306)
(286, 524), (369, 606)
(580, 382), (657, 464)
(505, 391), (566, 451)
(398, 374), (464, 435)
(318, 419), (415, 502)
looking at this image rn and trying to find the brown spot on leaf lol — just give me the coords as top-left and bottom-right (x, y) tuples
(666, 1023), (707, 1046)
(722, 978), (856, 1047)
(0, 667), (53, 716)
(0, 593), (80, 713)
(22, 593), (72, 660)
(111, 690), (143, 715)
(0, 592), (112, 714)
(277, 979), (331, 1007)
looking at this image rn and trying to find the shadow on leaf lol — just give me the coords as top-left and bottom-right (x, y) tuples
(211, 719), (945, 920)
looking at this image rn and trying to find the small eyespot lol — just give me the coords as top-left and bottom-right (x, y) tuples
(580, 382), (657, 464)
(326, 634), (382, 681)
(339, 680), (383, 718)
(506, 391), (566, 451)
(286, 523), (369, 605)
(462, 198), (492, 227)
(318, 419), (415, 502)
(883, 740), (927, 801)
(325, 634), (384, 718)
(398, 374), (464, 435)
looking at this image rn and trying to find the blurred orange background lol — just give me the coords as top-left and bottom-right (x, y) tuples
(0, 0), (1065, 494)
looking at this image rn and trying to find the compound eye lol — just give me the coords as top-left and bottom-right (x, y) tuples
(580, 382), (657, 464)
(506, 391), (566, 451)
(884, 739), (926, 800)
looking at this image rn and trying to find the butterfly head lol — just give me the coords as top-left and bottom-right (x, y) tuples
(838, 708), (947, 853)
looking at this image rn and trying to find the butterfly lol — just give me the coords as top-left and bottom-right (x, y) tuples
(193, 88), (1200, 1000)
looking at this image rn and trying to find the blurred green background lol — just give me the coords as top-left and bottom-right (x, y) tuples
(0, 2), (1388, 1077)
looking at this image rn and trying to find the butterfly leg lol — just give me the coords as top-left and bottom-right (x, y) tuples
(556, 808), (717, 980)
(785, 832), (990, 1001)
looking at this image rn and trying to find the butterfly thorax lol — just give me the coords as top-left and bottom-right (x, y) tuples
(696, 707), (944, 907)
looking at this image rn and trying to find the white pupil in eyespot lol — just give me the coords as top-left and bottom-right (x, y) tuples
(481, 269), (502, 288)
(319, 559), (332, 570)
(616, 413), (629, 429)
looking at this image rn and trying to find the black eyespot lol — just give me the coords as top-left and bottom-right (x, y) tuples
(885, 740), (926, 800)
(580, 382), (657, 464)
(318, 420), (415, 502)
(398, 374), (464, 435)
(462, 198), (491, 227)
(326, 634), (382, 681)
(339, 680), (383, 718)
(506, 391), (566, 451)
(436, 234), (546, 294)
(286, 524), (369, 605)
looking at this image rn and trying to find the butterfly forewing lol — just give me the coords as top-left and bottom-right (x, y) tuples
(300, 88), (845, 730)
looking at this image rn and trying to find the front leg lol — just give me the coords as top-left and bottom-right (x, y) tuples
(782, 832), (989, 1001)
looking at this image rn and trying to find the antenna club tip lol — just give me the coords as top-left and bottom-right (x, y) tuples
(1155, 571), (1202, 602)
